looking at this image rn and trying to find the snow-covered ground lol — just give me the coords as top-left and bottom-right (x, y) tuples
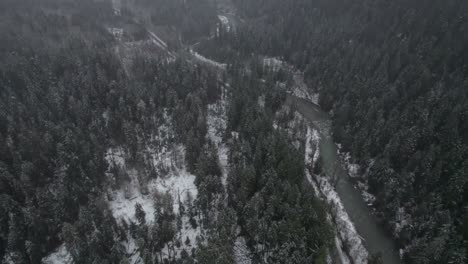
(263, 57), (284, 72)
(42, 244), (73, 264)
(218, 15), (231, 32)
(305, 127), (369, 264)
(103, 83), (238, 263)
(103, 111), (202, 262)
(207, 83), (253, 264)
(98, 56), (228, 264)
(106, 156), (197, 224)
(191, 49), (227, 69)
(275, 106), (368, 263)
(335, 144), (377, 207)
(334, 237), (351, 264)
(262, 57), (320, 104)
(105, 144), (201, 262)
(207, 84), (229, 185)
(234, 236), (252, 264)
(207, 96), (227, 146)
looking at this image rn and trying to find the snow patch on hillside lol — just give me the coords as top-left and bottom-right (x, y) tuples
(208, 85), (252, 264)
(234, 236), (252, 264)
(207, 84), (229, 185)
(263, 57), (284, 72)
(104, 111), (202, 262)
(42, 244), (73, 264)
(106, 144), (201, 262)
(107, 161), (197, 224)
(207, 99), (227, 145)
(334, 237), (351, 264)
(191, 49), (227, 69)
(218, 15), (231, 32)
(315, 173), (369, 263)
(106, 147), (126, 168)
(304, 128), (351, 264)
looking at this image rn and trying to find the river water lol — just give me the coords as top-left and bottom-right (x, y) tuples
(287, 95), (402, 264)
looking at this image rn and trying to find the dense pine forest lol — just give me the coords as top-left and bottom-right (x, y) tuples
(0, 0), (333, 263)
(0, 0), (467, 264)
(0, 0), (220, 262)
(220, 0), (467, 263)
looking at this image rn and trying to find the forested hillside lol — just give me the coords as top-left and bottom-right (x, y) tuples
(224, 0), (468, 263)
(225, 61), (333, 263)
(1, 0), (466, 263)
(0, 1), (220, 262)
(0, 1), (336, 263)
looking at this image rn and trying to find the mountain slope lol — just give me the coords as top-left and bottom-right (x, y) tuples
(226, 0), (468, 262)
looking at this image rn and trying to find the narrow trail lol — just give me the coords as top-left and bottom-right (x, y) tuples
(287, 95), (402, 264)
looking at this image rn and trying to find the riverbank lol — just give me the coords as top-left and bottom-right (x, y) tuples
(287, 94), (402, 264)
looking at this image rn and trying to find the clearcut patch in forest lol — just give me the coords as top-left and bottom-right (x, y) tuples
(104, 130), (203, 261)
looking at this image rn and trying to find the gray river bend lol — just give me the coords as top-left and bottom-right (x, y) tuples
(287, 95), (402, 264)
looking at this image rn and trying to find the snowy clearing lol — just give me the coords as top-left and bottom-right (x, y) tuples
(104, 112), (201, 262)
(106, 144), (201, 262)
(107, 163), (197, 224)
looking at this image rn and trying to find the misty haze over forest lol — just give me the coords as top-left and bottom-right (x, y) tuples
(0, 0), (466, 264)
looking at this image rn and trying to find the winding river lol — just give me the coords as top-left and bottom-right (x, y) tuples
(287, 95), (402, 264)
